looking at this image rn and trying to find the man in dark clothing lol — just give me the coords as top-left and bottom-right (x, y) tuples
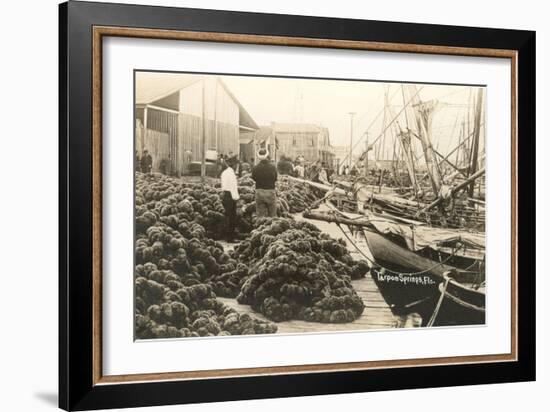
(216, 154), (227, 178)
(277, 155), (294, 176)
(251, 148), (278, 217)
(310, 161), (322, 182)
(141, 149), (153, 174)
(326, 165), (334, 182)
(239, 156), (251, 176)
(135, 151), (141, 172)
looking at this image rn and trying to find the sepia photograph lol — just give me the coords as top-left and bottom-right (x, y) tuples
(134, 71), (486, 340)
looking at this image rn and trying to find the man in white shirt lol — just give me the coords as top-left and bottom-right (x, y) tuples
(318, 164), (329, 185)
(220, 155), (240, 241)
(294, 159), (305, 179)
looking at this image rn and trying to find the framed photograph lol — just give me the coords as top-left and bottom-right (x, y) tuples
(59, 1), (535, 410)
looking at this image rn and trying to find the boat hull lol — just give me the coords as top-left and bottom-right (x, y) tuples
(416, 247), (484, 273)
(365, 230), (485, 326)
(430, 281), (485, 326)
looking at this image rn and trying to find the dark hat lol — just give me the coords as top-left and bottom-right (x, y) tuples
(226, 155), (239, 166)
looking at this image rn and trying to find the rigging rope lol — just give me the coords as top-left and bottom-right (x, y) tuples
(341, 87), (423, 170)
(426, 276), (451, 327)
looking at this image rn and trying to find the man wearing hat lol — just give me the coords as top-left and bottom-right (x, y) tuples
(251, 148), (278, 217)
(220, 155), (240, 241)
(140, 149), (153, 174)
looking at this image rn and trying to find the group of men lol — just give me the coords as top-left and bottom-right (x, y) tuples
(220, 148), (278, 242)
(277, 155), (334, 185)
(138, 145), (335, 242)
(342, 165), (359, 176)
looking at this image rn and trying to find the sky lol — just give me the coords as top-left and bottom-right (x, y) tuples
(222, 74), (484, 161)
(138, 71), (485, 162)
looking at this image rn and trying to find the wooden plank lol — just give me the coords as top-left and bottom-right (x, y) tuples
(217, 273), (397, 333)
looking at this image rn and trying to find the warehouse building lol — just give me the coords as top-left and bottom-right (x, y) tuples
(135, 73), (259, 175)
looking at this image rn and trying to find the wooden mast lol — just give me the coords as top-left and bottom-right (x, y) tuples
(397, 129), (418, 194)
(468, 88), (484, 197)
(395, 86), (420, 197)
(417, 168), (485, 215)
(406, 85), (443, 196)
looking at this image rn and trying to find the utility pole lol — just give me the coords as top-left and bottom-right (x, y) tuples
(348, 112), (356, 168)
(213, 77), (219, 152)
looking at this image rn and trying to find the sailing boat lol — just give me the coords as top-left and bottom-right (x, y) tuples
(298, 84), (487, 326)
(333, 84), (486, 231)
(363, 228), (485, 327)
(302, 208), (486, 327)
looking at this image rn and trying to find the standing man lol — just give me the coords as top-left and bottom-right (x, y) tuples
(135, 150), (141, 172)
(239, 156), (251, 176)
(251, 148), (278, 217)
(141, 149), (153, 174)
(318, 162), (329, 185)
(220, 155), (240, 242)
(326, 164), (334, 182)
(310, 160), (322, 182)
(277, 155), (294, 176)
(216, 153), (227, 178)
(294, 159), (305, 179)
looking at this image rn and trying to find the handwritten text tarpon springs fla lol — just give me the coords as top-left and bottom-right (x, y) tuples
(376, 272), (437, 286)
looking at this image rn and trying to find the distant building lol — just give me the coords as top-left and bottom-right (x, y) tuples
(264, 122), (334, 166)
(135, 73), (258, 175)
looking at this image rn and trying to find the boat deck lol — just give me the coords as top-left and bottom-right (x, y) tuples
(218, 208), (413, 333)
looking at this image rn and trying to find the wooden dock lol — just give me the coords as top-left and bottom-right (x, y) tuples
(218, 207), (412, 333)
(219, 274), (398, 333)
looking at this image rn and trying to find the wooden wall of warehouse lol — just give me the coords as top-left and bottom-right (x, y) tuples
(176, 114), (239, 164)
(136, 102), (239, 176)
(135, 119), (172, 173)
(177, 77), (240, 162)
